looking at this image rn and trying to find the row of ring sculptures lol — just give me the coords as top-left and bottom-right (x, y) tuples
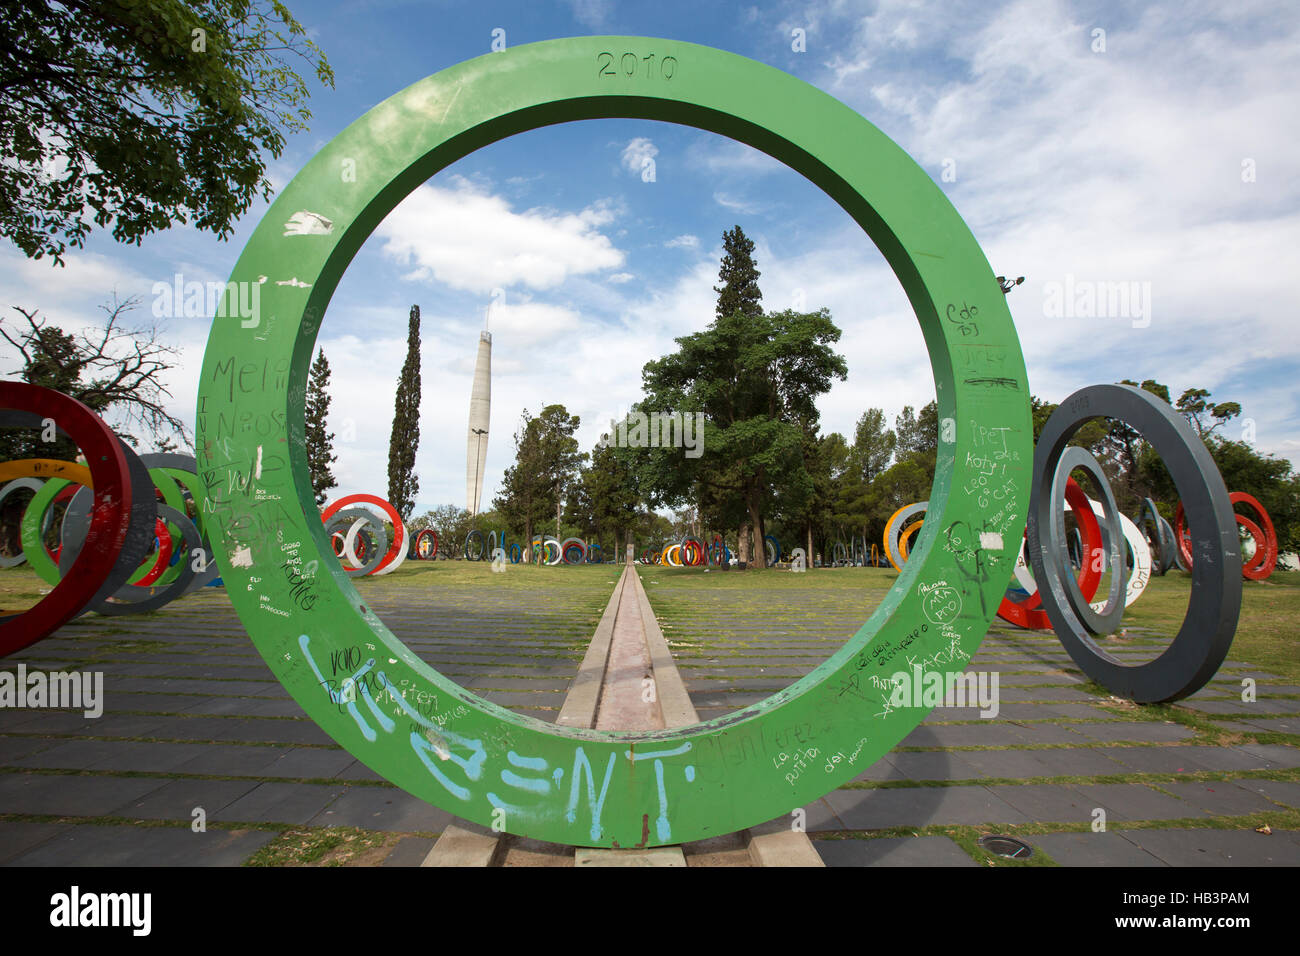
(1, 38), (1273, 848)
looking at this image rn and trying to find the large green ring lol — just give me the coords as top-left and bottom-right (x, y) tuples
(196, 36), (1031, 847)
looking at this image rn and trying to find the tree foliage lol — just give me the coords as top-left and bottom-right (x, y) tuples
(0, 0), (334, 264)
(577, 437), (643, 551)
(493, 404), (585, 553)
(712, 224), (763, 320)
(635, 227), (849, 564)
(303, 347), (336, 508)
(0, 295), (186, 459)
(386, 305), (421, 522)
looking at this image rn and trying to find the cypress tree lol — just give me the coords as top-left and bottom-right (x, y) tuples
(304, 348), (338, 508)
(387, 305), (422, 521)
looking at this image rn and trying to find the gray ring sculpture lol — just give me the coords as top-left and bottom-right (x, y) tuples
(140, 452), (221, 591)
(59, 501), (203, 614)
(1136, 497), (1179, 576)
(1028, 384), (1241, 703)
(1050, 445), (1128, 635)
(325, 509), (388, 577)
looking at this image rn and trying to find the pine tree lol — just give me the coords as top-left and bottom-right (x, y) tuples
(387, 305), (422, 521)
(304, 348), (338, 508)
(713, 225), (763, 320)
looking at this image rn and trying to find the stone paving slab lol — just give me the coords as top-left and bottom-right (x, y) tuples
(1070, 784), (1203, 822)
(814, 835), (977, 867)
(0, 737), (60, 762)
(899, 724), (1024, 747)
(115, 778), (261, 821)
(824, 786), (1031, 829)
(3, 568), (1297, 867)
(1029, 831), (1165, 867)
(2, 822), (276, 867)
(1159, 781), (1280, 816)
(998, 686), (1097, 702)
(10, 739), (216, 773)
(959, 749), (1070, 779)
(1183, 699), (1300, 715)
(1212, 718), (1300, 735)
(1089, 746), (1208, 774)
(997, 747), (1132, 778)
(166, 744), (296, 777)
(306, 787), (456, 832)
(1235, 743), (1300, 767)
(382, 836), (437, 866)
(797, 798), (846, 832)
(213, 782), (348, 825)
(1235, 779), (1300, 806)
(998, 723), (1095, 745)
(0, 822), (73, 865)
(884, 751), (985, 781)
(1064, 721), (1195, 743)
(0, 772), (166, 817)
(1119, 828), (1300, 866)
(986, 784), (1098, 822)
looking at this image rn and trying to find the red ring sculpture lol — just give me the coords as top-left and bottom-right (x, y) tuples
(414, 528), (439, 559)
(0, 383), (152, 655)
(1175, 491), (1277, 581)
(320, 494), (406, 575)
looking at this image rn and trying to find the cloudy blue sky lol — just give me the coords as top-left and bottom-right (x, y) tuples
(2, 0), (1296, 517)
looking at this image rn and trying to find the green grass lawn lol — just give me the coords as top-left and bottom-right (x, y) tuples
(5, 557), (1296, 682)
(638, 563), (1300, 682)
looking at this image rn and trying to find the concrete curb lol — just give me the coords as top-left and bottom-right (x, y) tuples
(626, 565), (699, 728)
(556, 566), (629, 729)
(745, 830), (825, 867)
(423, 563), (824, 866)
(576, 847), (687, 867)
(421, 824), (502, 867)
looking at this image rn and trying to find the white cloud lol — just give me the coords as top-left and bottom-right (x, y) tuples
(620, 137), (659, 177)
(607, 272), (636, 283)
(565, 0), (611, 28)
(483, 300), (581, 346)
(780, 0), (1300, 461)
(375, 176), (625, 294)
(713, 191), (761, 213)
(664, 234), (699, 249)
(685, 138), (786, 176)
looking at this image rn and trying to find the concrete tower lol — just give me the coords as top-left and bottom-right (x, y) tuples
(466, 326), (492, 514)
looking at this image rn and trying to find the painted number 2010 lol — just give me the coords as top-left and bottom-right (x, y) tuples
(596, 51), (678, 80)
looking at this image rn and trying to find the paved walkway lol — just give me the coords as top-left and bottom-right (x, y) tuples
(1, 565), (1297, 866)
(0, 567), (614, 866)
(644, 566), (1300, 866)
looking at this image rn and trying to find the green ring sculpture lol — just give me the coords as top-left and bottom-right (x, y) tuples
(195, 36), (1032, 847)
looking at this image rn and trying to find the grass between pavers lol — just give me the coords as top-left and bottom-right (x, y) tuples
(0, 810), (291, 835)
(0, 810), (436, 867)
(243, 826), (423, 867)
(0, 764), (397, 788)
(639, 565), (1300, 680)
(4, 560), (1296, 865)
(810, 804), (1300, 867)
(839, 765), (1300, 790)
